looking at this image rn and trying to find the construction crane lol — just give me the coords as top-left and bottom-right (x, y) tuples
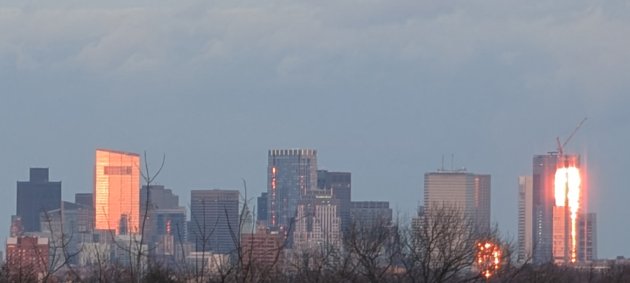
(556, 117), (588, 157)
(555, 117), (587, 264)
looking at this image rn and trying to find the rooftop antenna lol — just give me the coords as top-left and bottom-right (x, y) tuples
(451, 153), (455, 170)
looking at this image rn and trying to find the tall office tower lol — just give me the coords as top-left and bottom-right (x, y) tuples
(552, 154), (581, 264)
(267, 149), (318, 230)
(350, 201), (393, 228)
(293, 190), (342, 252)
(257, 192), (268, 226)
(75, 193), (93, 208)
(518, 176), (534, 263)
(94, 149), (141, 235)
(423, 170), (491, 233)
(317, 170), (351, 232)
(190, 190), (239, 253)
(533, 153), (583, 264)
(578, 212), (597, 262)
(16, 168), (62, 232)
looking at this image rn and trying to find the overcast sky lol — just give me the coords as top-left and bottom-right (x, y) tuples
(1, 0), (629, 258)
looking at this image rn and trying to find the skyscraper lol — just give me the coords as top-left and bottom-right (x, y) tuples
(16, 168), (61, 232)
(94, 149), (140, 235)
(518, 176), (533, 263)
(532, 154), (558, 264)
(190, 189), (239, 253)
(532, 153), (587, 264)
(317, 170), (351, 232)
(423, 170), (491, 232)
(267, 149), (318, 229)
(294, 190), (342, 252)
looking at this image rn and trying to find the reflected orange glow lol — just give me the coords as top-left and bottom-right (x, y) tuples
(476, 241), (502, 279)
(271, 166), (277, 226)
(94, 149), (140, 235)
(554, 166), (581, 263)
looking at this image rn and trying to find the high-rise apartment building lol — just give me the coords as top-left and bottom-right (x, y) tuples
(16, 168), (61, 232)
(518, 176), (533, 263)
(267, 149), (318, 229)
(317, 170), (351, 232)
(94, 149), (140, 235)
(551, 155), (581, 264)
(190, 189), (239, 253)
(531, 153), (592, 265)
(423, 170), (491, 232)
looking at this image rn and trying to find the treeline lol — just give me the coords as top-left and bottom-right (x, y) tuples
(2, 204), (624, 283)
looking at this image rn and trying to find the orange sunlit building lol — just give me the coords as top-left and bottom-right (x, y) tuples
(94, 149), (140, 235)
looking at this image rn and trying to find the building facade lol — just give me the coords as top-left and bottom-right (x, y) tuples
(75, 193), (93, 208)
(317, 170), (351, 232)
(94, 149), (141, 235)
(578, 212), (597, 262)
(241, 226), (285, 269)
(518, 175), (533, 263)
(294, 191), (342, 252)
(257, 192), (268, 227)
(16, 168), (61, 232)
(190, 190), (240, 253)
(141, 185), (179, 211)
(423, 171), (491, 233)
(267, 149), (318, 230)
(349, 201), (392, 228)
(5, 236), (49, 279)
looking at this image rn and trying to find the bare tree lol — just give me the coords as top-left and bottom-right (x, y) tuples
(401, 205), (497, 283)
(342, 217), (401, 283)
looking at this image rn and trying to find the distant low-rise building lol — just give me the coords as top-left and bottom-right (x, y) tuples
(6, 236), (49, 280)
(241, 226), (285, 269)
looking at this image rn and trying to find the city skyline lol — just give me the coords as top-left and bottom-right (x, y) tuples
(2, 145), (605, 257)
(2, 1), (629, 260)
